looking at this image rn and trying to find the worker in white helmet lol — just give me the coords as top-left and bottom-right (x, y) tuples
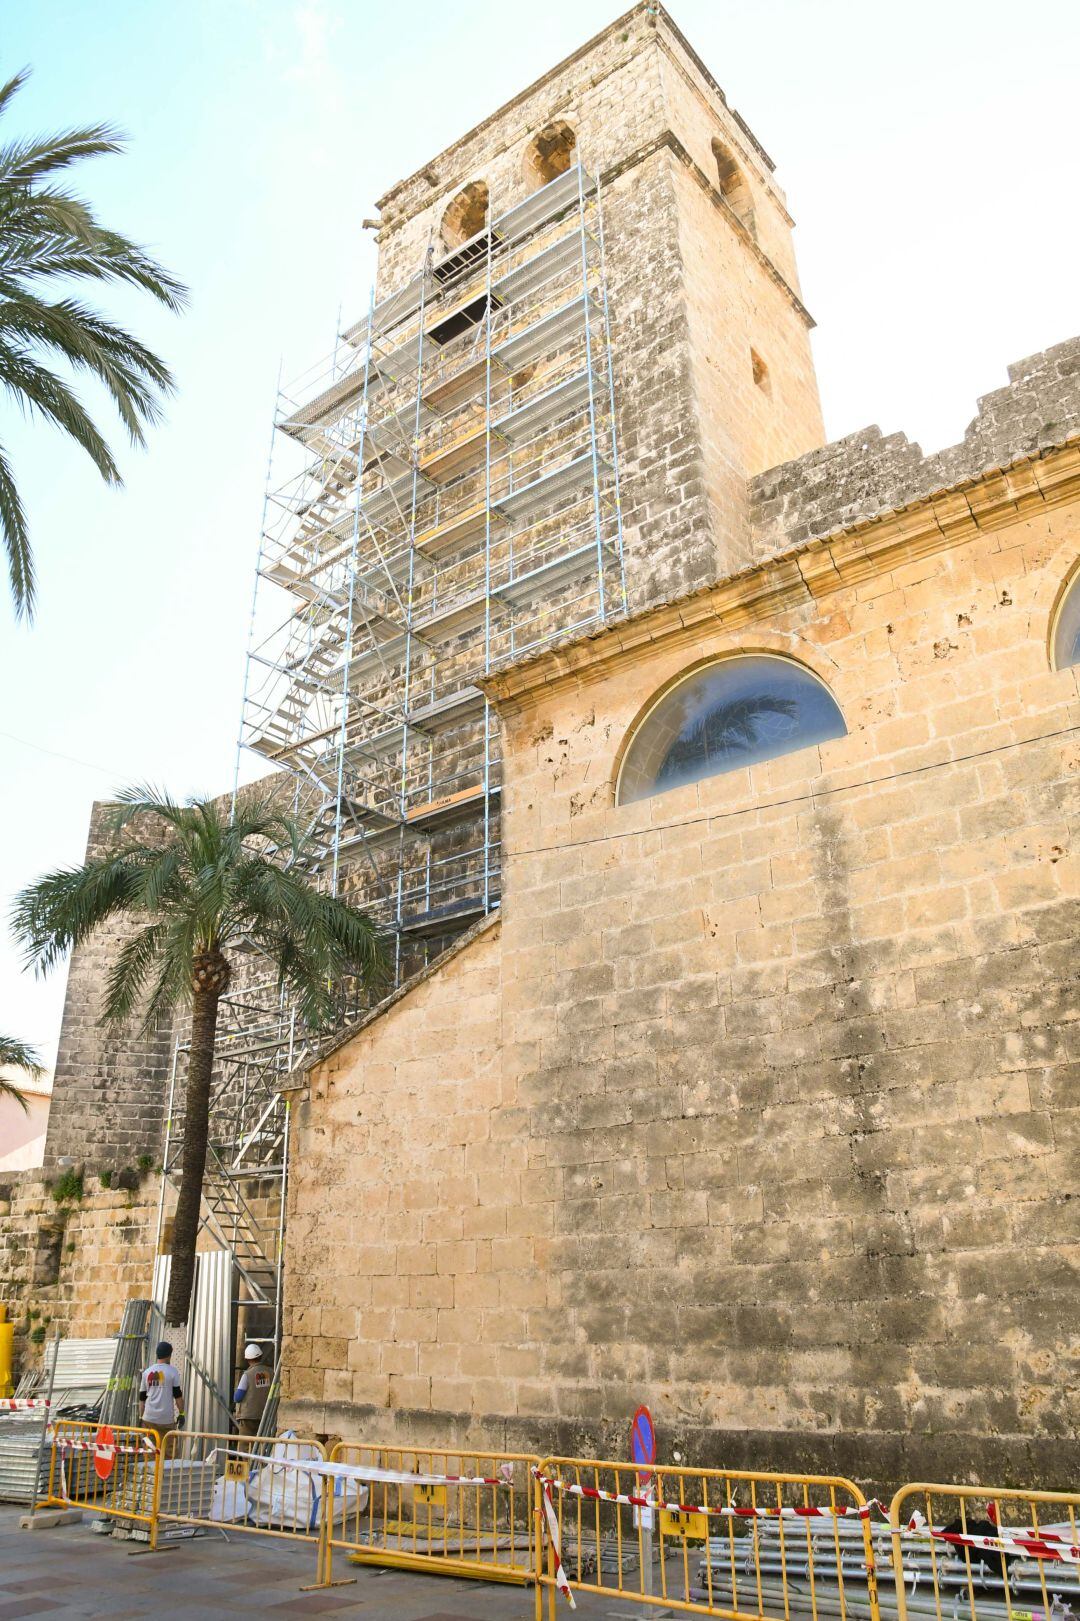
(233, 1344), (272, 1439)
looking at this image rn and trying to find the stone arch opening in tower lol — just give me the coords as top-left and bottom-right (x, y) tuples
(440, 180), (489, 249)
(522, 121), (577, 189)
(711, 137), (755, 235)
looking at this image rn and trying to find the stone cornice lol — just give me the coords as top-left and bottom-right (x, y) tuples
(481, 437), (1080, 710)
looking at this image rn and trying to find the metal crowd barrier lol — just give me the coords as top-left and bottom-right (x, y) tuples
(156, 1429), (329, 1573)
(45, 1419), (161, 1532)
(324, 1442), (538, 1587)
(533, 1457), (881, 1619)
(34, 1420), (1080, 1621)
(888, 1482), (1080, 1621)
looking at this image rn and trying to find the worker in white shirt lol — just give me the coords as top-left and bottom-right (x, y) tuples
(233, 1344), (272, 1439)
(138, 1341), (185, 1449)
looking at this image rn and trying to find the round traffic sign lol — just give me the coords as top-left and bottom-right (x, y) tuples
(631, 1405), (655, 1483)
(93, 1424), (116, 1481)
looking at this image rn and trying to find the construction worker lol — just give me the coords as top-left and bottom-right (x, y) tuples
(138, 1341), (185, 1451)
(233, 1343), (272, 1439)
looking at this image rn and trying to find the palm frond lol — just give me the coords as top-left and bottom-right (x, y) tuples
(0, 1075), (30, 1113)
(0, 434), (31, 616)
(12, 854), (144, 975)
(0, 70), (29, 120)
(0, 67), (187, 619)
(0, 342), (120, 482)
(0, 124), (125, 188)
(0, 1033), (43, 1073)
(102, 922), (166, 1024)
(0, 295), (175, 444)
(0, 1032), (42, 1114)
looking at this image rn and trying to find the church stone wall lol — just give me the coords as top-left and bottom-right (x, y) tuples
(281, 440), (1080, 1490)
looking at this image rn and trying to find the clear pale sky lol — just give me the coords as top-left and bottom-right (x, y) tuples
(2, 0), (1078, 1068)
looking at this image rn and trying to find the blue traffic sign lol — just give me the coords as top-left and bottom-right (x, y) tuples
(631, 1405), (655, 1470)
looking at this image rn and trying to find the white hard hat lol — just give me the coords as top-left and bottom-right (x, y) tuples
(244, 1343), (262, 1360)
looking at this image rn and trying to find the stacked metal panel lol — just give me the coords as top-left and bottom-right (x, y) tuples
(0, 1411), (50, 1502)
(0, 1332), (123, 1503)
(100, 1300), (152, 1427)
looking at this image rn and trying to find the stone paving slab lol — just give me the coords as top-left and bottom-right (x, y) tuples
(0, 1507), (630, 1618)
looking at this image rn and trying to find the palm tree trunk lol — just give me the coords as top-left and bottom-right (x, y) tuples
(164, 958), (227, 1327)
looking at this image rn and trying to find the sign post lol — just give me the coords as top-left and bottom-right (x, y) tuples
(630, 1405), (656, 1599)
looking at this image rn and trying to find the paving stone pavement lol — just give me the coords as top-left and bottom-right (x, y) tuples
(0, 1507), (634, 1619)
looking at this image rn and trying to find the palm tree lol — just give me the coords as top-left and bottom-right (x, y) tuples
(0, 1032), (43, 1112)
(13, 786), (386, 1328)
(0, 69), (187, 620)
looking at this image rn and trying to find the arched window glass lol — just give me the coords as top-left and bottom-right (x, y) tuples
(1052, 568), (1080, 669)
(618, 655), (846, 805)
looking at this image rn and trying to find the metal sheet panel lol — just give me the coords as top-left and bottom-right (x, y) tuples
(152, 1251), (234, 1436)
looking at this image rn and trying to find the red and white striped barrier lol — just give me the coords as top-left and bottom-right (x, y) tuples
(537, 1474), (577, 1610)
(212, 1447), (520, 1493)
(0, 1397), (49, 1411)
(901, 1511), (1080, 1567)
(54, 1433), (156, 1458)
(533, 1469), (885, 1524)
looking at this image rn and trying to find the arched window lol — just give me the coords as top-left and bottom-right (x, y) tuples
(522, 121), (577, 190)
(617, 655), (846, 805)
(440, 180), (489, 249)
(711, 137), (755, 235)
(1051, 564), (1080, 669)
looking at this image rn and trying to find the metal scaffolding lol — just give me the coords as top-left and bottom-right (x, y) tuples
(158, 161), (624, 1378)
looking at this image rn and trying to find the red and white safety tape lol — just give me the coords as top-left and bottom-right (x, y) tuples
(54, 1434), (156, 1458)
(0, 1397), (49, 1410)
(901, 1513), (1080, 1567)
(213, 1448), (519, 1493)
(533, 1470), (885, 1524)
(537, 1475), (577, 1610)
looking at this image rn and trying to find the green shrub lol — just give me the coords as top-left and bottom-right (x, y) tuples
(99, 1169), (114, 1190)
(52, 1167), (84, 1203)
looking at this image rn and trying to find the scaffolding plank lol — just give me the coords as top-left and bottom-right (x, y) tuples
(494, 541), (597, 604)
(419, 422), (487, 483)
(493, 164), (588, 244)
(493, 292), (592, 370)
(492, 231), (582, 305)
(494, 370), (591, 442)
(342, 271), (425, 349)
(497, 448), (601, 518)
(413, 500), (492, 555)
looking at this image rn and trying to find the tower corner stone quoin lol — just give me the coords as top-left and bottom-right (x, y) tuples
(13, 3), (1080, 1490)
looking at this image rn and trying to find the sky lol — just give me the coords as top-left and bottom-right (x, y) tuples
(2, 0), (1078, 1069)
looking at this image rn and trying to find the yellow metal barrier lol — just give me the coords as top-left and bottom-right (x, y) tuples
(46, 1419), (161, 1531)
(889, 1482), (1080, 1621)
(157, 1430), (329, 1578)
(533, 1456), (882, 1620)
(324, 1442), (538, 1587)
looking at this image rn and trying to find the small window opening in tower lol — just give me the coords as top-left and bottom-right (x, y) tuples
(440, 180), (489, 250)
(523, 121), (577, 190)
(711, 138), (755, 236)
(751, 348), (771, 395)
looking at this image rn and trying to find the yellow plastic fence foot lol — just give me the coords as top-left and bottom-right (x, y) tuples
(300, 1579), (357, 1591)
